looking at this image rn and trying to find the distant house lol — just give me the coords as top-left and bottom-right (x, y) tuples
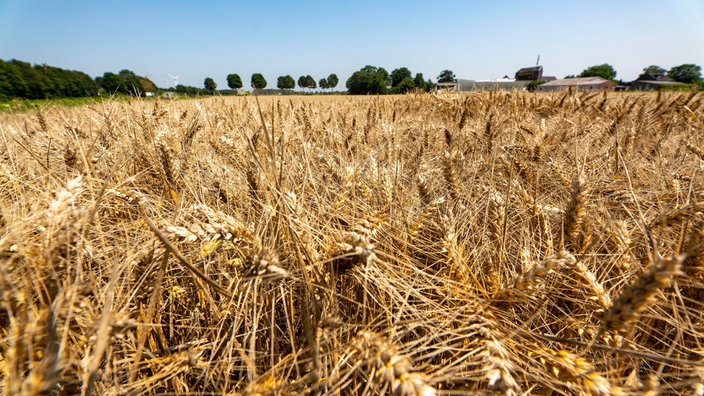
(537, 77), (615, 92)
(437, 79), (530, 92)
(630, 73), (687, 91)
(436, 66), (555, 92)
(436, 81), (458, 91)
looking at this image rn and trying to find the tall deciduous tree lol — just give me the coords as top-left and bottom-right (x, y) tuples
(277, 75), (295, 90)
(227, 73), (243, 90)
(643, 65), (666, 76)
(437, 69), (456, 83)
(395, 77), (416, 94)
(413, 73), (425, 89)
(204, 77), (217, 92)
(297, 76), (307, 90)
(99, 72), (123, 94)
(251, 73), (267, 89)
(139, 77), (156, 93)
(667, 64), (702, 84)
(319, 78), (329, 90)
(346, 65), (390, 95)
(579, 64), (617, 80)
(119, 69), (145, 95)
(326, 73), (338, 90)
(305, 75), (316, 90)
(96, 69), (153, 96)
(298, 75), (317, 90)
(391, 67), (412, 88)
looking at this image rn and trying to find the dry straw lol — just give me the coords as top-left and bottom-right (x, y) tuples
(1, 91), (703, 395)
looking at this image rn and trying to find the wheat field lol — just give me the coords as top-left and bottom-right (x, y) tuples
(1, 90), (703, 395)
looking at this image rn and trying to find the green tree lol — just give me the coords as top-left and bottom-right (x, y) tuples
(0, 61), (12, 100)
(277, 75), (295, 90)
(139, 77), (156, 94)
(667, 64), (702, 84)
(298, 75), (317, 90)
(227, 73), (243, 90)
(251, 73), (267, 89)
(56, 66), (97, 97)
(319, 78), (329, 90)
(11, 59), (45, 99)
(118, 69), (143, 95)
(391, 67), (413, 88)
(579, 64), (617, 80)
(346, 65), (389, 95)
(437, 69), (456, 83)
(643, 65), (666, 76)
(204, 77), (217, 93)
(95, 69), (151, 96)
(0, 59), (97, 99)
(284, 75), (296, 90)
(377, 67), (390, 86)
(99, 72), (123, 94)
(305, 75), (316, 90)
(395, 77), (416, 94)
(413, 73), (425, 90)
(326, 73), (339, 90)
(0, 60), (27, 99)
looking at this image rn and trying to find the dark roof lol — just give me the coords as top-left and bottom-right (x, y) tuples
(632, 80), (687, 86)
(515, 65), (544, 81)
(636, 73), (673, 82)
(516, 66), (543, 73)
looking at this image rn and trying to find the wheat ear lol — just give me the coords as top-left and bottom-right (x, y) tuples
(602, 254), (684, 335)
(563, 176), (587, 252)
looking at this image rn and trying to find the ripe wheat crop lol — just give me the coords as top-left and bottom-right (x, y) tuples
(1, 90), (704, 395)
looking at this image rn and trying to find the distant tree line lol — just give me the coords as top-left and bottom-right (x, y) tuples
(0, 59), (98, 101)
(3, 58), (702, 101)
(0, 58), (160, 101)
(214, 72), (339, 94)
(345, 65), (438, 95)
(186, 63), (704, 97)
(174, 84), (205, 96)
(206, 68), (442, 95)
(572, 63), (702, 85)
(95, 69), (156, 96)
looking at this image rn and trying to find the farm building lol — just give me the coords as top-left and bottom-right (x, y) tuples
(437, 79), (530, 92)
(515, 66), (543, 81)
(537, 77), (615, 92)
(630, 73), (688, 91)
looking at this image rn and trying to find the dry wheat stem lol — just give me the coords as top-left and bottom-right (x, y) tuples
(1, 92), (703, 395)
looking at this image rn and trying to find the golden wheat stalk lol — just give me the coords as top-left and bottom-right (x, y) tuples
(563, 176), (587, 252)
(603, 254), (684, 335)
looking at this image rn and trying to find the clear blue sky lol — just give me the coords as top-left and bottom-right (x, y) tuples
(1, 0), (703, 90)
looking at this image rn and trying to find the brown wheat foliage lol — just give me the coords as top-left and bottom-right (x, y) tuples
(1, 91), (703, 395)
